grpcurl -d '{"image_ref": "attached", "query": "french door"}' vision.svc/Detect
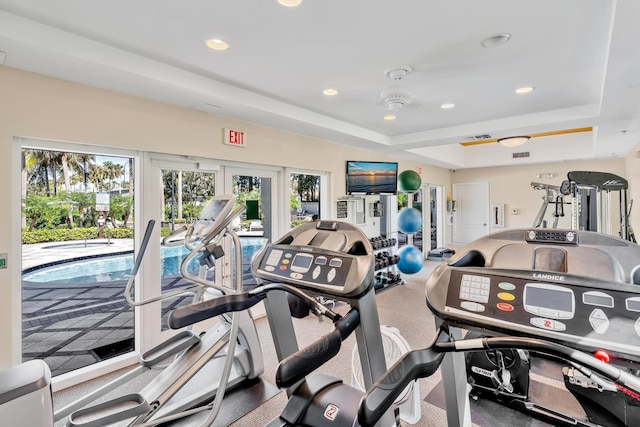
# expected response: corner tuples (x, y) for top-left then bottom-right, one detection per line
(18, 138), (140, 387)
(222, 166), (281, 288)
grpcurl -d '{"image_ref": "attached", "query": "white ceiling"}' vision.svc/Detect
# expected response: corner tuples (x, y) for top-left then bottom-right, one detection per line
(1, 0), (639, 169)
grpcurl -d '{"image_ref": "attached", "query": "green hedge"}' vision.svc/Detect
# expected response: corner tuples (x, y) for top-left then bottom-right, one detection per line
(22, 227), (134, 244)
(22, 226), (173, 244)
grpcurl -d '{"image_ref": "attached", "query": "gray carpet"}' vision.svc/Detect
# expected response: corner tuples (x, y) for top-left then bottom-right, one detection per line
(53, 260), (587, 426)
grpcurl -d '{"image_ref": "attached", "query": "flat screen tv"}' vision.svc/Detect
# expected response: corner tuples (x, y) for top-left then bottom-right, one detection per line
(346, 161), (398, 195)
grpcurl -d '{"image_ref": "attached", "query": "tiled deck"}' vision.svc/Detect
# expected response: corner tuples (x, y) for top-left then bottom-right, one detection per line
(22, 238), (258, 377)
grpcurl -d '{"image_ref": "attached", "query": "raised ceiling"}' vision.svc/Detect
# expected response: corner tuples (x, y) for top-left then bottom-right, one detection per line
(1, 0), (639, 169)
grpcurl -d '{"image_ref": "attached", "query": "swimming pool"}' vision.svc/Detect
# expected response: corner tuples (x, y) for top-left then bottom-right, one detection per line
(22, 237), (266, 283)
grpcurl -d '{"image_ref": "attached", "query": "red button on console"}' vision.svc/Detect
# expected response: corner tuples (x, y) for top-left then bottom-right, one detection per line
(496, 302), (514, 312)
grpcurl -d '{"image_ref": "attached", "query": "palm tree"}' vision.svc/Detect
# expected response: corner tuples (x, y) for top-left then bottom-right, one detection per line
(58, 152), (87, 227)
(67, 153), (95, 192)
(102, 161), (124, 190)
(23, 149), (56, 196)
(89, 163), (107, 191)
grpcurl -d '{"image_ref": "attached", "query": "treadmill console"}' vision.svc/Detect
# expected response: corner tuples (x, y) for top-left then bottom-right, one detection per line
(427, 228), (640, 363)
(251, 221), (374, 298)
(427, 266), (640, 362)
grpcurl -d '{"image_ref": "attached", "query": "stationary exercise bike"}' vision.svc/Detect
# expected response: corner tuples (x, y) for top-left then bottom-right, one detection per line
(0, 194), (263, 427)
(168, 220), (399, 426)
(357, 228), (640, 427)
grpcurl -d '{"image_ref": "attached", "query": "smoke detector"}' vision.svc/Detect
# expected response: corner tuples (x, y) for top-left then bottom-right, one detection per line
(384, 66), (413, 81)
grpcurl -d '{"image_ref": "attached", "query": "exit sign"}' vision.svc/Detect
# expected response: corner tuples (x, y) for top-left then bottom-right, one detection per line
(224, 128), (247, 147)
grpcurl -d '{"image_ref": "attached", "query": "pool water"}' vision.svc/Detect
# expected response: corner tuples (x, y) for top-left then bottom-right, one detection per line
(22, 238), (266, 283)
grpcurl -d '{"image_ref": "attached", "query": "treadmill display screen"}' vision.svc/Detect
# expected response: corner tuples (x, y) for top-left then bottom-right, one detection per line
(290, 253), (314, 273)
(583, 292), (614, 308)
(524, 283), (574, 318)
(626, 298), (640, 312)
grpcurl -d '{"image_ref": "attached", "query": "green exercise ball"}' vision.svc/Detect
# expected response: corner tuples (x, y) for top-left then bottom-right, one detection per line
(398, 170), (422, 193)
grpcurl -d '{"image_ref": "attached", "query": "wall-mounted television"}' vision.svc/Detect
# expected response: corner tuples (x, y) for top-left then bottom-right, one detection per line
(346, 161), (398, 195)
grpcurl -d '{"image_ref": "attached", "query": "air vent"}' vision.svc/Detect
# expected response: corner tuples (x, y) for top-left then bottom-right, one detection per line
(469, 134), (492, 141)
(192, 102), (223, 113)
(513, 152), (530, 158)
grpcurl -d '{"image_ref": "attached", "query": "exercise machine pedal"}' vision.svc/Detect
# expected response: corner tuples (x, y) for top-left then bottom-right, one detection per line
(140, 330), (200, 368)
(66, 394), (151, 427)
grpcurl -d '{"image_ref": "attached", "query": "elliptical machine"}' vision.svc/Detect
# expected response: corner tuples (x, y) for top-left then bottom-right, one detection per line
(0, 195), (264, 427)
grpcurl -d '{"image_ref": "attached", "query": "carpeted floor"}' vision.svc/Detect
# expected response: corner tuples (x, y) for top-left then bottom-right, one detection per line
(54, 260), (589, 426)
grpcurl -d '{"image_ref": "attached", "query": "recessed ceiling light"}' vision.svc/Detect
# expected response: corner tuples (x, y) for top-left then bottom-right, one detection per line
(205, 38), (229, 51)
(515, 86), (535, 94)
(481, 33), (512, 48)
(440, 103), (455, 109)
(384, 115), (396, 121)
(323, 89), (338, 96)
(278, 0), (302, 7)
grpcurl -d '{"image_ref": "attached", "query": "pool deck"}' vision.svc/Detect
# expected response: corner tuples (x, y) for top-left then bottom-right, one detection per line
(22, 239), (136, 376)
(22, 238), (135, 270)
(21, 236), (259, 377)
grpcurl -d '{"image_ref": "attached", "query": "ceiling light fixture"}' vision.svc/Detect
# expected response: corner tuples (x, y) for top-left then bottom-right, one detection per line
(384, 115), (396, 121)
(515, 86), (534, 94)
(440, 103), (455, 109)
(278, 0), (302, 7)
(480, 33), (512, 48)
(382, 89), (412, 110)
(380, 66), (415, 111)
(497, 136), (531, 147)
(205, 38), (229, 51)
(323, 89), (338, 96)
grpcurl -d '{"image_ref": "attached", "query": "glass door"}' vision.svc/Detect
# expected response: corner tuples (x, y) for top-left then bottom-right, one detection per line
(429, 184), (445, 250)
(223, 166), (281, 291)
(20, 143), (137, 379)
(158, 168), (218, 331)
(141, 157), (221, 346)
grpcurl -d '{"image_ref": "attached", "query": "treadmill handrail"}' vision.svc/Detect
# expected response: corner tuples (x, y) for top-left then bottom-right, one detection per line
(168, 282), (341, 329)
(275, 308), (360, 389)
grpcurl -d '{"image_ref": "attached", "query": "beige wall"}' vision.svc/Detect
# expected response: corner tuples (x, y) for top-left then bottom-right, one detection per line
(625, 148), (640, 237)
(0, 67), (450, 367)
(451, 158), (627, 231)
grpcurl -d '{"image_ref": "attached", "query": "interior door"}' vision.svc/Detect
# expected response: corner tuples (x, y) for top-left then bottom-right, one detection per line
(453, 182), (489, 245)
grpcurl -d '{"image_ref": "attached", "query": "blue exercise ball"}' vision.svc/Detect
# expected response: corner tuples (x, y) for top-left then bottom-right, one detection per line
(397, 245), (424, 275)
(397, 207), (422, 234)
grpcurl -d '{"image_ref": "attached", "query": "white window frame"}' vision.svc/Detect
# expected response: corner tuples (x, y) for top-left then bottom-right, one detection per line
(14, 137), (142, 390)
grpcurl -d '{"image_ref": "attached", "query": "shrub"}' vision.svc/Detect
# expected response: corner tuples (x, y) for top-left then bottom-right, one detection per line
(22, 227), (134, 244)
